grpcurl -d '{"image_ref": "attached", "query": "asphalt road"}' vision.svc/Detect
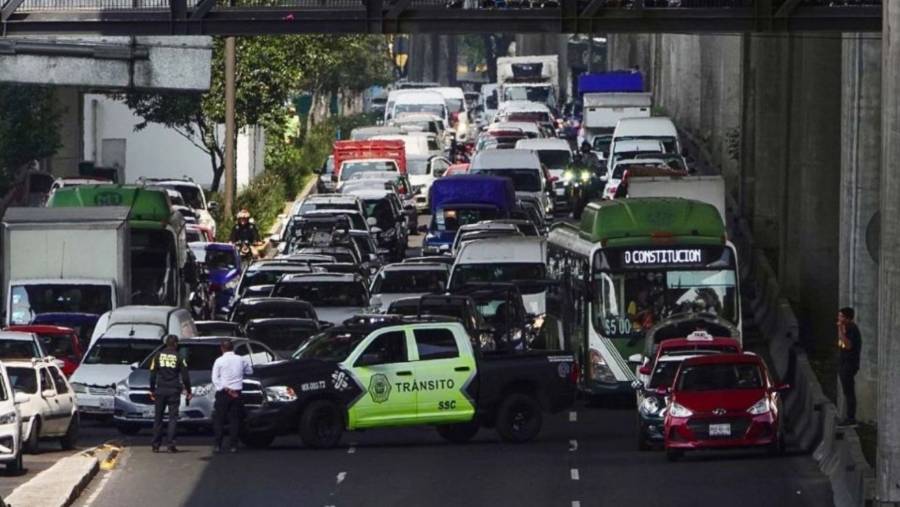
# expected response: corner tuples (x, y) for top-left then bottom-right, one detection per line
(70, 400), (832, 507)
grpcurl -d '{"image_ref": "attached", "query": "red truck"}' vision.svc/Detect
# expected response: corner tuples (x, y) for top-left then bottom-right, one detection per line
(5, 325), (84, 376)
(332, 140), (406, 183)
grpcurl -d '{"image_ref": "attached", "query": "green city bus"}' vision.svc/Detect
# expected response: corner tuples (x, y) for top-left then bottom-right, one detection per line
(47, 185), (189, 307)
(547, 197), (741, 395)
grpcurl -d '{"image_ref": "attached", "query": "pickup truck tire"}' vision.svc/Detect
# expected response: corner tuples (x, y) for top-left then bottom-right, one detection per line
(299, 400), (344, 449)
(240, 431), (275, 449)
(60, 415), (79, 450)
(496, 393), (542, 444)
(436, 422), (480, 444)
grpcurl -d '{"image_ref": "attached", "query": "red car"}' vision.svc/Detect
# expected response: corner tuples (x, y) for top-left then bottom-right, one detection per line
(5, 325), (84, 377)
(638, 332), (743, 379)
(663, 353), (788, 461)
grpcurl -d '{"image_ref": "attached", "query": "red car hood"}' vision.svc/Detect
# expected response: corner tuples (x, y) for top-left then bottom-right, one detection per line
(673, 389), (766, 414)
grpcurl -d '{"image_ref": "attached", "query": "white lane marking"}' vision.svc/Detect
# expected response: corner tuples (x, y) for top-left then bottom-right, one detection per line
(336, 472), (347, 485)
(569, 439), (578, 452)
(348, 446), (356, 454)
(82, 470), (113, 507)
(569, 411), (577, 422)
(570, 468), (580, 481)
(572, 502), (581, 507)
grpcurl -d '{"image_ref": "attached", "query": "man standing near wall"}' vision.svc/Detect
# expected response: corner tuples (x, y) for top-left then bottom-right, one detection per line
(837, 307), (862, 426)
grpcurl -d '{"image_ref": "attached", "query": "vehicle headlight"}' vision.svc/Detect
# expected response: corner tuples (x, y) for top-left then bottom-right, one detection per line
(72, 382), (87, 394)
(225, 278), (239, 291)
(192, 383), (214, 397)
(580, 170), (591, 182)
(115, 381), (128, 397)
(562, 170), (575, 182)
(264, 385), (297, 403)
(0, 411), (16, 425)
(589, 349), (617, 384)
(747, 397), (770, 415)
(411, 184), (424, 194)
(668, 402), (693, 418)
(639, 396), (661, 416)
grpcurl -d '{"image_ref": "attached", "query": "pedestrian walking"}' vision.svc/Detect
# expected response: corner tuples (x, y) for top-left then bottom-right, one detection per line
(837, 307), (862, 426)
(149, 335), (192, 453)
(212, 339), (252, 453)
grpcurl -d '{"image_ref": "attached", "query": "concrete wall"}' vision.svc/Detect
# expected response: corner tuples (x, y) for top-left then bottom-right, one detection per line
(82, 94), (265, 190)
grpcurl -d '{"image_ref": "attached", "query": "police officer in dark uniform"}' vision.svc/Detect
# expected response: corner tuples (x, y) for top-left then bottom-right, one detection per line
(149, 335), (192, 453)
(230, 209), (260, 244)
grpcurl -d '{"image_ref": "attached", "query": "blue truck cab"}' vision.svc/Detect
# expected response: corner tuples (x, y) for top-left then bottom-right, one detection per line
(422, 175), (516, 256)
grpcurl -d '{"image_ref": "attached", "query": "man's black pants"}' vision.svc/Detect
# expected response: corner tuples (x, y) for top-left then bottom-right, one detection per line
(152, 391), (180, 447)
(213, 390), (243, 449)
(839, 366), (858, 421)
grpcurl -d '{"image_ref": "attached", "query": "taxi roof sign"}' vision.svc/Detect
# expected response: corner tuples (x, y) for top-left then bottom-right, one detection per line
(686, 330), (714, 341)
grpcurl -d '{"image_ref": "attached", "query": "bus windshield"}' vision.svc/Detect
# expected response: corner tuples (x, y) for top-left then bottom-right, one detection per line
(591, 247), (738, 339)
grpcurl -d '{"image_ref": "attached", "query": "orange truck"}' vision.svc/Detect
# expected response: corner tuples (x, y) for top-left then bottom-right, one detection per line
(332, 140), (407, 182)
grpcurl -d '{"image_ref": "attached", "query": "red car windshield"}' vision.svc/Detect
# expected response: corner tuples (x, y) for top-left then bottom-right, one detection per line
(37, 333), (76, 358)
(676, 362), (763, 391)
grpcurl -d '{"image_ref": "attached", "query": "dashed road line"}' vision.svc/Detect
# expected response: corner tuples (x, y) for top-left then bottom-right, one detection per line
(347, 446), (356, 455)
(569, 411), (578, 422)
(572, 501), (581, 507)
(570, 468), (580, 481)
(569, 439), (578, 452)
(336, 472), (347, 485)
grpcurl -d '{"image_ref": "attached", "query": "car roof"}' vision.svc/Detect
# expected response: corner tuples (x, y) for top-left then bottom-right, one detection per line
(498, 100), (550, 112)
(470, 149), (541, 169)
(680, 353), (764, 367)
(301, 209), (364, 217)
(5, 325), (75, 335)
(490, 122), (540, 133)
(304, 194), (360, 204)
(381, 262), (449, 272)
(515, 138), (571, 151)
(343, 188), (392, 200)
(0, 331), (38, 341)
(279, 273), (363, 284)
(237, 297), (314, 308)
(330, 314), (460, 334)
(658, 336), (742, 352)
(179, 336), (250, 346)
(656, 353), (707, 364)
(244, 317), (320, 328)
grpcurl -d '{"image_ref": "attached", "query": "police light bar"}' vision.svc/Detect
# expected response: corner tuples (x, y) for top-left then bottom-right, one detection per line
(686, 331), (714, 341)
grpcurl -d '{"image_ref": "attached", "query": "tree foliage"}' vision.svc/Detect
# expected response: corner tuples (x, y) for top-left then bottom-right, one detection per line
(119, 35), (392, 191)
(0, 85), (62, 183)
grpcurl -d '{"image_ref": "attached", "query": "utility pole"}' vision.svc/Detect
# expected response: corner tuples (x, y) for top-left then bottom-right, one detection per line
(223, 35), (236, 219)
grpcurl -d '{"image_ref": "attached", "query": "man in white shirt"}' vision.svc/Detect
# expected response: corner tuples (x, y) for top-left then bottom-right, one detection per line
(211, 339), (252, 453)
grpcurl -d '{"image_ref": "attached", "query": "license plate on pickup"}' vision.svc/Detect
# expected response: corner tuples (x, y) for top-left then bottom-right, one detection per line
(99, 398), (113, 410)
(709, 423), (731, 437)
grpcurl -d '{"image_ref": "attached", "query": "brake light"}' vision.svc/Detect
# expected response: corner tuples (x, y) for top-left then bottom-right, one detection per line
(450, 112), (460, 127)
(570, 361), (579, 384)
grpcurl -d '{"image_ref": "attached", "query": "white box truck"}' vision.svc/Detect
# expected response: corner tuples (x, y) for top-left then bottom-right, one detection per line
(626, 175), (727, 221)
(580, 92), (652, 156)
(2, 206), (131, 326)
(496, 55), (559, 109)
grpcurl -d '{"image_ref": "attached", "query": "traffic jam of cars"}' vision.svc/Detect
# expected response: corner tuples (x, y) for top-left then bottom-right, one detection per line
(0, 63), (785, 475)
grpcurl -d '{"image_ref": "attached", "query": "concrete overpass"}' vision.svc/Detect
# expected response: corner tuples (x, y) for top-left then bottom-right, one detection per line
(0, 0), (882, 35)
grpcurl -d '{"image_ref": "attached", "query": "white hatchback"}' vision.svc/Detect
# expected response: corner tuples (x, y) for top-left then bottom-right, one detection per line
(6, 358), (78, 453)
(0, 362), (24, 472)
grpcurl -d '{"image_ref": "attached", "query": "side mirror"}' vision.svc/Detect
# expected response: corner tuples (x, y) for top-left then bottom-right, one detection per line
(366, 216), (378, 227)
(638, 364), (652, 376)
(368, 253), (379, 263)
(207, 201), (219, 212)
(370, 226), (383, 235)
(628, 353), (643, 365)
(130, 361), (140, 370)
(417, 224), (429, 234)
(599, 175), (609, 183)
(41, 389), (56, 398)
(14, 392), (30, 404)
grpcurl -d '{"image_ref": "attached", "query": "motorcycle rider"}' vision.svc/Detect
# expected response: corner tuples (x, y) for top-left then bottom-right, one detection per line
(230, 209), (260, 244)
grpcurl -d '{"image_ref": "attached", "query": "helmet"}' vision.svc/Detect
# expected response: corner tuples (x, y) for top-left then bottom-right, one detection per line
(237, 209), (250, 220)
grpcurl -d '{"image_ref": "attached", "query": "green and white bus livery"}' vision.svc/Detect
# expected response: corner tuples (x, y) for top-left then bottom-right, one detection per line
(547, 197), (741, 396)
(242, 316), (577, 449)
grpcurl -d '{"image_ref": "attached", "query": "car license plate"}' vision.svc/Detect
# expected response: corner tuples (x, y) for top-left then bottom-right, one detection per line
(144, 407), (154, 417)
(99, 398), (113, 410)
(709, 423), (731, 436)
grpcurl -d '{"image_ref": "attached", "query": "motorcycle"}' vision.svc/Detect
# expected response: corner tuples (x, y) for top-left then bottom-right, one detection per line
(238, 240), (254, 271)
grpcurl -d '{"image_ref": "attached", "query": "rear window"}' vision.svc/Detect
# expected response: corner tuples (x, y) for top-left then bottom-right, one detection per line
(37, 333), (75, 358)
(7, 367), (37, 394)
(676, 363), (763, 391)
(0, 339), (39, 359)
(536, 150), (571, 169)
(273, 282), (368, 307)
(414, 328), (459, 360)
(372, 270), (447, 294)
(83, 339), (160, 366)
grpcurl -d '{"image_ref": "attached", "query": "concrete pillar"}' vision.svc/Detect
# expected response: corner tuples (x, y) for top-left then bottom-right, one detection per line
(780, 34), (842, 352)
(877, 2), (900, 503)
(742, 35), (791, 253)
(839, 33), (881, 423)
(48, 87), (82, 177)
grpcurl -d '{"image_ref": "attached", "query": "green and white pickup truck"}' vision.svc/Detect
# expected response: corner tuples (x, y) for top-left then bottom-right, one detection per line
(242, 316), (577, 448)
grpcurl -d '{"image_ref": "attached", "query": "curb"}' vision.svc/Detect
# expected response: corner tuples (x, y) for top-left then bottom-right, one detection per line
(4, 443), (121, 507)
(266, 175), (317, 257)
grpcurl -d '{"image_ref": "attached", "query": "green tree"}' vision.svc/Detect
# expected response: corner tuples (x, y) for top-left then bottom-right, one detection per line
(119, 35), (392, 192)
(0, 85), (62, 187)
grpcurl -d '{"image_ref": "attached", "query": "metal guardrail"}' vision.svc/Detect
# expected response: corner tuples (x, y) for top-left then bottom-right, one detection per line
(0, 0), (883, 34)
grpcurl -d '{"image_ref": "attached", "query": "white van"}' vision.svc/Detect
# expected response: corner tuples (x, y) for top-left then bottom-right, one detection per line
(387, 91), (449, 128)
(469, 149), (553, 215)
(89, 305), (198, 346)
(448, 236), (548, 315)
(370, 133), (440, 158)
(0, 363), (24, 472)
(609, 117), (682, 159)
(427, 87), (471, 142)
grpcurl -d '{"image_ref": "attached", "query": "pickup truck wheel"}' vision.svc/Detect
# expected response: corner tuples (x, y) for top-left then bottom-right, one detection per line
(299, 400), (343, 449)
(24, 418), (40, 454)
(436, 422), (479, 444)
(240, 432), (275, 449)
(496, 393), (542, 443)
(60, 415), (79, 450)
